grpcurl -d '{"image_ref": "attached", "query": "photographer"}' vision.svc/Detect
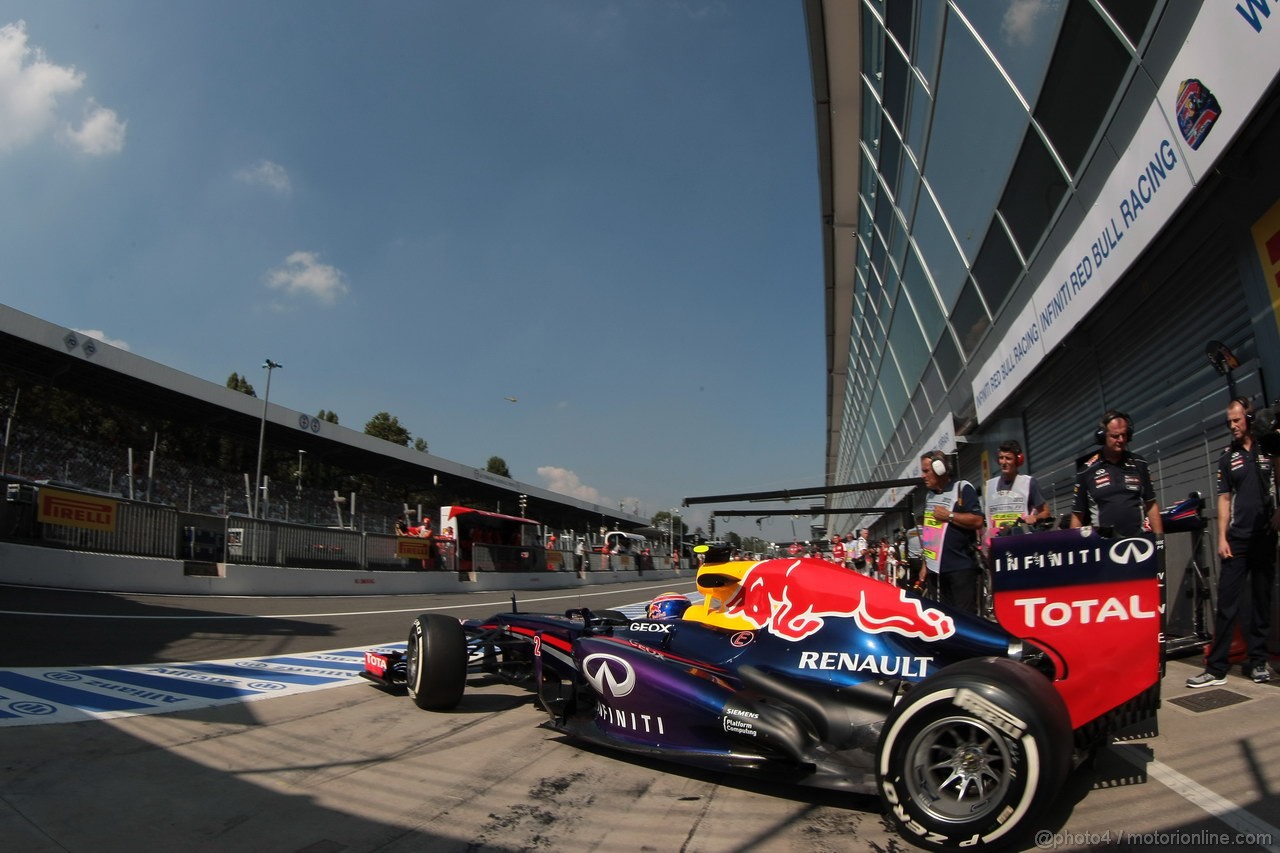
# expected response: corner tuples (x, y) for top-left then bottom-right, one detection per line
(1187, 398), (1276, 688)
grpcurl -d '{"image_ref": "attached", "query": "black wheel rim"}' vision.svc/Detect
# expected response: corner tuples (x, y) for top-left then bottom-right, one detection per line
(903, 714), (1014, 824)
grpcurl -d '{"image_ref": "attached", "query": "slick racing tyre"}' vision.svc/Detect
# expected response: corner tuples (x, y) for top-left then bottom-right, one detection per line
(877, 658), (1071, 850)
(406, 613), (467, 710)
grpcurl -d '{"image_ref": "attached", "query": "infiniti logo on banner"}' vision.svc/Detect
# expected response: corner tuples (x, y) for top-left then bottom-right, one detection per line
(1109, 538), (1155, 564)
(582, 653), (636, 698)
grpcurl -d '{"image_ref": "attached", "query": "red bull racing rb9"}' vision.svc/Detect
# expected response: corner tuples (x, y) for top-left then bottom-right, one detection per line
(363, 530), (1163, 850)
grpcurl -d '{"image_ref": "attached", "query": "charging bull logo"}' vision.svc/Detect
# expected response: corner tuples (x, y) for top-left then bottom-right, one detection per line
(1175, 78), (1220, 150)
(723, 559), (955, 642)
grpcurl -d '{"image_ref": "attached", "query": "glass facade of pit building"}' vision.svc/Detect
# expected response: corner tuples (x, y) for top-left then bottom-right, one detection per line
(805, 0), (1280, 538)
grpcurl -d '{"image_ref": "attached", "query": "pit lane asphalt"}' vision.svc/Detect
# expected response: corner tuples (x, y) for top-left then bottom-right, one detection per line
(3, 583), (1280, 852)
(0, 581), (685, 667)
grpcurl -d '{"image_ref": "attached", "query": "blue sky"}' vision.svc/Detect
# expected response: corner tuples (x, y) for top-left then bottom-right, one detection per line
(0, 1), (825, 543)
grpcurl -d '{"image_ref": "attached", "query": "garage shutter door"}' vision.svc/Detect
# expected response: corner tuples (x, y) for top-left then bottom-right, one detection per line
(1020, 223), (1252, 517)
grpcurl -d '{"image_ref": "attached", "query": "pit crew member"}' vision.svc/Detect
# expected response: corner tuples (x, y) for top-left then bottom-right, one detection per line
(984, 439), (1050, 546)
(1188, 397), (1276, 688)
(919, 450), (984, 616)
(1070, 410), (1163, 537)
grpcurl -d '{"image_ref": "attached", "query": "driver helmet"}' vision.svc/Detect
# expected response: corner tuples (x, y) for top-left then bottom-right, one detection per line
(647, 591), (692, 620)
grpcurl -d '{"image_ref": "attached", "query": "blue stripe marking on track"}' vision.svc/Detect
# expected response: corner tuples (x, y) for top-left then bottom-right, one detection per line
(0, 671), (154, 712)
(177, 663), (347, 685)
(0, 597), (672, 727)
(257, 656), (366, 671)
(88, 669), (253, 700)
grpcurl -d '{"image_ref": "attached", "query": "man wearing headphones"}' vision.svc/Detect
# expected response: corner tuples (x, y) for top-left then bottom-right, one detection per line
(1070, 411), (1163, 537)
(1188, 397), (1276, 687)
(984, 440), (1051, 546)
(918, 450), (984, 615)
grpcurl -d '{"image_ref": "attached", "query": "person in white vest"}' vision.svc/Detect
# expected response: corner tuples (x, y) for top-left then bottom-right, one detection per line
(851, 529), (868, 574)
(918, 450), (984, 615)
(983, 440), (1050, 547)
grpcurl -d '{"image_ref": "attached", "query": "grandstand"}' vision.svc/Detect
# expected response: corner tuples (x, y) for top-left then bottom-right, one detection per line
(0, 302), (646, 535)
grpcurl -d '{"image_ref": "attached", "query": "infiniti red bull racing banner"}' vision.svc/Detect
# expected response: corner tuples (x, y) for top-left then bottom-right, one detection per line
(972, 2), (1280, 422)
(36, 486), (118, 533)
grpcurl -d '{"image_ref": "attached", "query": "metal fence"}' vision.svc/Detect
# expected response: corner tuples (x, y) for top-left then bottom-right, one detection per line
(1, 478), (538, 573)
(41, 497), (180, 559)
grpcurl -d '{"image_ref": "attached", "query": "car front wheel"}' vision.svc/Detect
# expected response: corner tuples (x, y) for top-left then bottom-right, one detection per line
(405, 613), (467, 710)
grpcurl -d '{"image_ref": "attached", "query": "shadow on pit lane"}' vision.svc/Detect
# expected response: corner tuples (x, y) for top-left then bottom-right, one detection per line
(364, 674), (539, 714)
(0, 585), (338, 667)
(1018, 740), (1280, 852)
(0, 702), (493, 852)
(534, 735), (891, 848)
(1026, 743), (1151, 847)
(456, 674), (540, 712)
(538, 732), (885, 814)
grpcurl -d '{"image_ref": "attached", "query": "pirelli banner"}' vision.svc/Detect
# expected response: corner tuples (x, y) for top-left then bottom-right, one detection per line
(396, 536), (433, 560)
(37, 486), (119, 533)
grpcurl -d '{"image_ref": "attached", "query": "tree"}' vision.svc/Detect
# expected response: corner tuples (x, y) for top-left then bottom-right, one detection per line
(317, 409), (339, 425)
(226, 372), (256, 396)
(412, 437), (428, 453)
(650, 510), (688, 537)
(486, 456), (511, 477)
(364, 412), (411, 446)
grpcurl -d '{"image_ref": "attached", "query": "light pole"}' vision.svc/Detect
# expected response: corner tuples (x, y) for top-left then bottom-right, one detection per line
(253, 359), (282, 518)
(296, 449), (306, 501)
(672, 507), (682, 567)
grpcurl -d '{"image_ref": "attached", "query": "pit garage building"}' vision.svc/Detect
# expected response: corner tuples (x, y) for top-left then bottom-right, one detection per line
(806, 0), (1280, 530)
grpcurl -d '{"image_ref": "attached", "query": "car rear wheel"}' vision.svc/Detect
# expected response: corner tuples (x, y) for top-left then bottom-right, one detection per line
(877, 658), (1071, 849)
(406, 614), (467, 710)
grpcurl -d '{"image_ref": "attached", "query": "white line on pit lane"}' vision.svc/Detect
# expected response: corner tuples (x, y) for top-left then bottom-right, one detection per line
(0, 598), (664, 727)
(0, 582), (695, 620)
(1114, 745), (1280, 852)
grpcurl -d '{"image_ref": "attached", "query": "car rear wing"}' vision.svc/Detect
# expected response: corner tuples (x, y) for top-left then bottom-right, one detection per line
(990, 527), (1163, 730)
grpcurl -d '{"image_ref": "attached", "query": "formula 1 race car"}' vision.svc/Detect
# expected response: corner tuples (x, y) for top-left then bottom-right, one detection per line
(363, 529), (1164, 850)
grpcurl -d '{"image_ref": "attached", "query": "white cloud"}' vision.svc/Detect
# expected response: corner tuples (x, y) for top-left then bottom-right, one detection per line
(0, 20), (124, 156)
(263, 251), (350, 305)
(235, 159), (292, 195)
(1001, 0), (1045, 47)
(537, 466), (603, 503)
(73, 328), (130, 351)
(0, 21), (83, 152)
(64, 99), (126, 156)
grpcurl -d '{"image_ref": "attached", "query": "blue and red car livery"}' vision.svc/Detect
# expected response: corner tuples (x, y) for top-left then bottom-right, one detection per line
(364, 528), (1163, 850)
